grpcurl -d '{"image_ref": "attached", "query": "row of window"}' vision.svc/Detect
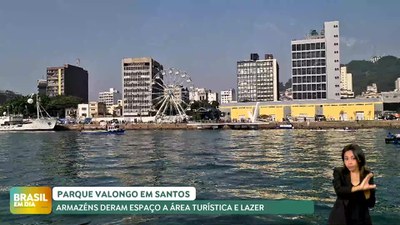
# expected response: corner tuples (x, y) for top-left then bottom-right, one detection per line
(293, 67), (326, 75)
(292, 42), (325, 51)
(293, 75), (327, 83)
(293, 92), (327, 99)
(124, 72), (150, 76)
(238, 87), (274, 91)
(124, 87), (152, 92)
(237, 62), (273, 67)
(238, 70), (274, 74)
(292, 59), (326, 67)
(238, 80), (274, 84)
(123, 62), (150, 66)
(292, 51), (326, 59)
(293, 83), (326, 91)
(124, 67), (150, 71)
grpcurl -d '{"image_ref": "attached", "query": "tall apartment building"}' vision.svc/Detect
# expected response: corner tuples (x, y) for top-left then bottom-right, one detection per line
(122, 57), (163, 117)
(237, 53), (279, 102)
(221, 89), (236, 104)
(395, 78), (400, 91)
(291, 21), (341, 100)
(46, 64), (89, 103)
(340, 66), (354, 98)
(98, 88), (122, 114)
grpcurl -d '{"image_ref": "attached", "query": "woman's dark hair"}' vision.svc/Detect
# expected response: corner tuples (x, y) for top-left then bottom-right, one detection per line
(341, 144), (367, 177)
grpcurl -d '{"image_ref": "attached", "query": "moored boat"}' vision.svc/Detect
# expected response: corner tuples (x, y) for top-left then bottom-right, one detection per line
(277, 124), (294, 129)
(81, 123), (125, 135)
(0, 95), (56, 131)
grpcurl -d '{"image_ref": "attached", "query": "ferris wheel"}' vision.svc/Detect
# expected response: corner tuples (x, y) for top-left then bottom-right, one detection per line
(152, 68), (195, 122)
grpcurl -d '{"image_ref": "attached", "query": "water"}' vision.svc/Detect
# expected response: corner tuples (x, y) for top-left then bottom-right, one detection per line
(0, 129), (399, 225)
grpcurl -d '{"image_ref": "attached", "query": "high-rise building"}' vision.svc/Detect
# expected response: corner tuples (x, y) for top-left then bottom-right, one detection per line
(291, 21), (340, 100)
(122, 57), (163, 117)
(37, 79), (47, 96)
(237, 53), (279, 102)
(395, 78), (400, 91)
(99, 88), (122, 114)
(46, 64), (89, 103)
(221, 89), (236, 104)
(340, 66), (354, 98)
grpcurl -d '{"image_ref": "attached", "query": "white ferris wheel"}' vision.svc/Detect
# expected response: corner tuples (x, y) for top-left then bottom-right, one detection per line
(152, 68), (195, 122)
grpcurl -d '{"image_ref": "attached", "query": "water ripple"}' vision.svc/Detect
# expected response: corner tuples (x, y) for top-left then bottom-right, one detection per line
(0, 129), (398, 224)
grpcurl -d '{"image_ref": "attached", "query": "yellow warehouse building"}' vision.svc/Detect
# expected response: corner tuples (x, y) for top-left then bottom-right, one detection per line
(220, 99), (383, 122)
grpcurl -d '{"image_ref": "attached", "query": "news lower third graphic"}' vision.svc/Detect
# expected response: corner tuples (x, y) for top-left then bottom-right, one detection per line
(10, 187), (52, 214)
(10, 187), (314, 215)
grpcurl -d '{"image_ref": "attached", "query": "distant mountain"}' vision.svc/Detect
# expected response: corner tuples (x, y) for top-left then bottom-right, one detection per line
(346, 56), (400, 95)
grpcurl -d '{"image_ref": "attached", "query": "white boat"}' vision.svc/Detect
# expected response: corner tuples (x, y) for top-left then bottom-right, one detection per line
(81, 123), (125, 134)
(277, 124), (294, 129)
(0, 95), (56, 131)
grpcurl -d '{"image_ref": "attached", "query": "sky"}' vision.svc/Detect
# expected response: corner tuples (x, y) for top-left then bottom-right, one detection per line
(1, 0), (399, 100)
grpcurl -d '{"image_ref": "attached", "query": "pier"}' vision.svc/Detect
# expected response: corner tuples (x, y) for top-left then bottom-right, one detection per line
(56, 120), (400, 131)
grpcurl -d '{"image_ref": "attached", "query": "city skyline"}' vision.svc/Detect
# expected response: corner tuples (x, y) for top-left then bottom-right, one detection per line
(0, 0), (399, 100)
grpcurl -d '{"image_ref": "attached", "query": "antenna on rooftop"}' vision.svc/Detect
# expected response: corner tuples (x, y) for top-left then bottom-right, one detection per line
(76, 58), (81, 67)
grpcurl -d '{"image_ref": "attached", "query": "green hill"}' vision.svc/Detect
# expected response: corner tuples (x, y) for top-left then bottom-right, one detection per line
(346, 56), (400, 95)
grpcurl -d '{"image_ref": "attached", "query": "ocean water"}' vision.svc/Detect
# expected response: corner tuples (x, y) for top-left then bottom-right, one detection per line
(0, 129), (399, 225)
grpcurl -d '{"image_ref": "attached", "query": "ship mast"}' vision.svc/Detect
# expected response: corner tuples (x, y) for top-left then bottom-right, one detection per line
(36, 94), (40, 119)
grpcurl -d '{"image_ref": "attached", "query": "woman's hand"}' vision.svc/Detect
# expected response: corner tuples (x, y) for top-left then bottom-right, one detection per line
(359, 173), (376, 191)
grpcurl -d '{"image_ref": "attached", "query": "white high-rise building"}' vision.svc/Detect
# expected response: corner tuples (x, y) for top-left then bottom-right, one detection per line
(122, 57), (163, 117)
(237, 53), (279, 102)
(340, 66), (354, 98)
(98, 88), (122, 114)
(395, 78), (400, 91)
(221, 89), (236, 104)
(291, 21), (341, 100)
(189, 88), (219, 103)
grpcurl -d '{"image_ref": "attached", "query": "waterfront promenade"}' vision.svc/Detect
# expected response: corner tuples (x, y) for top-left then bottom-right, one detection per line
(57, 120), (400, 130)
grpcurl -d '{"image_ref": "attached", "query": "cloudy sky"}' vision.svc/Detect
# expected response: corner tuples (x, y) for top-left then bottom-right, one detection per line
(0, 0), (399, 100)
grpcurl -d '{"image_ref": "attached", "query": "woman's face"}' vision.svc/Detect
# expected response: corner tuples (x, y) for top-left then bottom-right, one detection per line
(344, 150), (359, 172)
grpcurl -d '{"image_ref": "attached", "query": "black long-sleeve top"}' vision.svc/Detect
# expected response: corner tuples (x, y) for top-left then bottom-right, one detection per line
(328, 167), (376, 225)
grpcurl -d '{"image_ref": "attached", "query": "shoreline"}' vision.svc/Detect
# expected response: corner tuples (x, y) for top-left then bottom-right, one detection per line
(56, 120), (400, 131)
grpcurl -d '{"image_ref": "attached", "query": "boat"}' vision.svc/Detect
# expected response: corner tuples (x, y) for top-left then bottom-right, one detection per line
(81, 123), (125, 135)
(334, 127), (356, 132)
(0, 95), (56, 131)
(385, 132), (400, 144)
(277, 124), (294, 129)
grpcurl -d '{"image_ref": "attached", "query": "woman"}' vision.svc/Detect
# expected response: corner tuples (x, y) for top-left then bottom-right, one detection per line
(328, 144), (376, 225)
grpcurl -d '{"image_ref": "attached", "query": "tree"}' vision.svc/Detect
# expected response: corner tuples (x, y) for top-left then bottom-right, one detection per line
(210, 101), (219, 108)
(46, 95), (83, 117)
(1, 95), (84, 118)
(279, 82), (285, 92)
(285, 78), (292, 89)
